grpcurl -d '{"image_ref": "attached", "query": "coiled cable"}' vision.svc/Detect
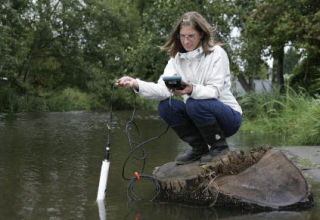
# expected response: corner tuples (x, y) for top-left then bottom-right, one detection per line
(106, 86), (170, 201)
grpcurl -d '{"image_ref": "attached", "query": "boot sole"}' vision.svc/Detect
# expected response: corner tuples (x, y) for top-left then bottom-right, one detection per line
(199, 149), (229, 165)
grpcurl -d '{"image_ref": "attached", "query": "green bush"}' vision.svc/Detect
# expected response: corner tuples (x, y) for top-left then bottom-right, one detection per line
(0, 84), (19, 112)
(47, 88), (92, 112)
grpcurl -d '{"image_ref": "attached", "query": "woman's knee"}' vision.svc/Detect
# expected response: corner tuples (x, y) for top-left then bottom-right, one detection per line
(186, 98), (219, 115)
(158, 98), (189, 125)
(185, 98), (209, 122)
(185, 98), (200, 115)
(221, 111), (242, 137)
(157, 99), (170, 118)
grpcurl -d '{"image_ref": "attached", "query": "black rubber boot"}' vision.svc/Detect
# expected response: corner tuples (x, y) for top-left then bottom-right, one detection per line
(197, 119), (229, 165)
(171, 123), (209, 165)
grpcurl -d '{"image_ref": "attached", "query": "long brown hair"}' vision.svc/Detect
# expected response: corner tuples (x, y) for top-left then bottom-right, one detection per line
(160, 11), (217, 57)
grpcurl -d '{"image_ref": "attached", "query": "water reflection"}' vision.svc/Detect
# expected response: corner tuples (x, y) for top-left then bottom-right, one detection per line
(114, 201), (312, 220)
(0, 111), (318, 220)
(97, 200), (107, 220)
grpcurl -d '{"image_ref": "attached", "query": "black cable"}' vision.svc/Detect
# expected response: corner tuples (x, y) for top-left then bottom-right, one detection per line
(125, 90), (147, 162)
(121, 95), (169, 181)
(124, 91), (177, 201)
(127, 174), (162, 201)
(121, 90), (169, 201)
(106, 85), (169, 201)
(104, 84), (115, 160)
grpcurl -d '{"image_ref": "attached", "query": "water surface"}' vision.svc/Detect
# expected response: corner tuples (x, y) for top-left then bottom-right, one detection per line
(0, 111), (318, 219)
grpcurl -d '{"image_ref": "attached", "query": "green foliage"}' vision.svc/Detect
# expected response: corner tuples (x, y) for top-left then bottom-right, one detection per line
(284, 47), (300, 76)
(123, 31), (168, 82)
(0, 84), (92, 112)
(239, 88), (320, 145)
(237, 88), (283, 120)
(47, 88), (92, 111)
(241, 0), (320, 93)
(296, 99), (320, 145)
(0, 84), (20, 112)
(1, 0), (319, 113)
(290, 55), (320, 96)
(0, 82), (47, 112)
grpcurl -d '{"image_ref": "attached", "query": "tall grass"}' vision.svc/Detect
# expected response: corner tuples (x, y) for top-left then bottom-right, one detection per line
(238, 87), (320, 145)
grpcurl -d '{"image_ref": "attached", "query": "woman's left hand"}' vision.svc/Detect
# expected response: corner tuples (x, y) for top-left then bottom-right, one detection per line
(173, 81), (193, 96)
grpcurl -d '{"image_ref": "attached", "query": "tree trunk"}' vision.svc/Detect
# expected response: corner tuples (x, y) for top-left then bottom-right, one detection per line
(23, 54), (33, 84)
(153, 148), (313, 210)
(275, 46), (285, 93)
(237, 73), (252, 92)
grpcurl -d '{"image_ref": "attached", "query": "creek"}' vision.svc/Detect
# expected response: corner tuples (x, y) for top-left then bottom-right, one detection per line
(0, 111), (319, 219)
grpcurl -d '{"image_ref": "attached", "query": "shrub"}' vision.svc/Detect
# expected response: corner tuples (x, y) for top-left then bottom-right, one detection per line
(47, 88), (92, 111)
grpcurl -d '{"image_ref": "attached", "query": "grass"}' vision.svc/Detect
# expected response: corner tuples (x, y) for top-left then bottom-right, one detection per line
(238, 87), (320, 145)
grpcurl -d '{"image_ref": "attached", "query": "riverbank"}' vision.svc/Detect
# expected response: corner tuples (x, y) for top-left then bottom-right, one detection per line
(2, 87), (319, 146)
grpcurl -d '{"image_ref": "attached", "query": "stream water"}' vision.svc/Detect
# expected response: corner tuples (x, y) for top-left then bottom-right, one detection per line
(0, 111), (319, 219)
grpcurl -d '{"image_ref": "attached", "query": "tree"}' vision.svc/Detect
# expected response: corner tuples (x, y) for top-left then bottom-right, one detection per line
(243, 0), (320, 94)
(0, 1), (33, 89)
(228, 0), (263, 92)
(0, 0), (142, 111)
(284, 47), (300, 76)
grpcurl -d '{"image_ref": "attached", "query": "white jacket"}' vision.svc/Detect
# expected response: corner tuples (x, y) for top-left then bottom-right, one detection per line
(136, 45), (242, 114)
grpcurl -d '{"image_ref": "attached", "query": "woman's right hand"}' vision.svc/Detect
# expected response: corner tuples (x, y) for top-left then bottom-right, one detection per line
(115, 76), (139, 90)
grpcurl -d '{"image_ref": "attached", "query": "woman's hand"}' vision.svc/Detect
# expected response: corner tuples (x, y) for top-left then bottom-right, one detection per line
(115, 76), (139, 90)
(172, 81), (193, 96)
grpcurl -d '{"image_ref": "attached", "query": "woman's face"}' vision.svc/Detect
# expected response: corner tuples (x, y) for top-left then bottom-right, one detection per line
(179, 25), (202, 52)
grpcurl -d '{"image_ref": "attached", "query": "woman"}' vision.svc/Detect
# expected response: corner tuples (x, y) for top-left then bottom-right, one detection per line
(115, 11), (242, 165)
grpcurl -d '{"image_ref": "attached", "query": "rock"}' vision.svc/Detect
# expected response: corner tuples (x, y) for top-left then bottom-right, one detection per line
(152, 148), (313, 210)
(278, 146), (320, 181)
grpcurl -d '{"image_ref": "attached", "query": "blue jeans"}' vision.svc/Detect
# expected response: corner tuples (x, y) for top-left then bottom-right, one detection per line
(158, 98), (242, 137)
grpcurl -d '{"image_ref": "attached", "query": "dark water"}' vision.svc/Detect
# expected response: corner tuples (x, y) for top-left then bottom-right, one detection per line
(0, 111), (319, 220)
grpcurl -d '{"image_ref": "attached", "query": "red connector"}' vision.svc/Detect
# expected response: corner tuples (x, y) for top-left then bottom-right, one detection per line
(134, 172), (141, 180)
